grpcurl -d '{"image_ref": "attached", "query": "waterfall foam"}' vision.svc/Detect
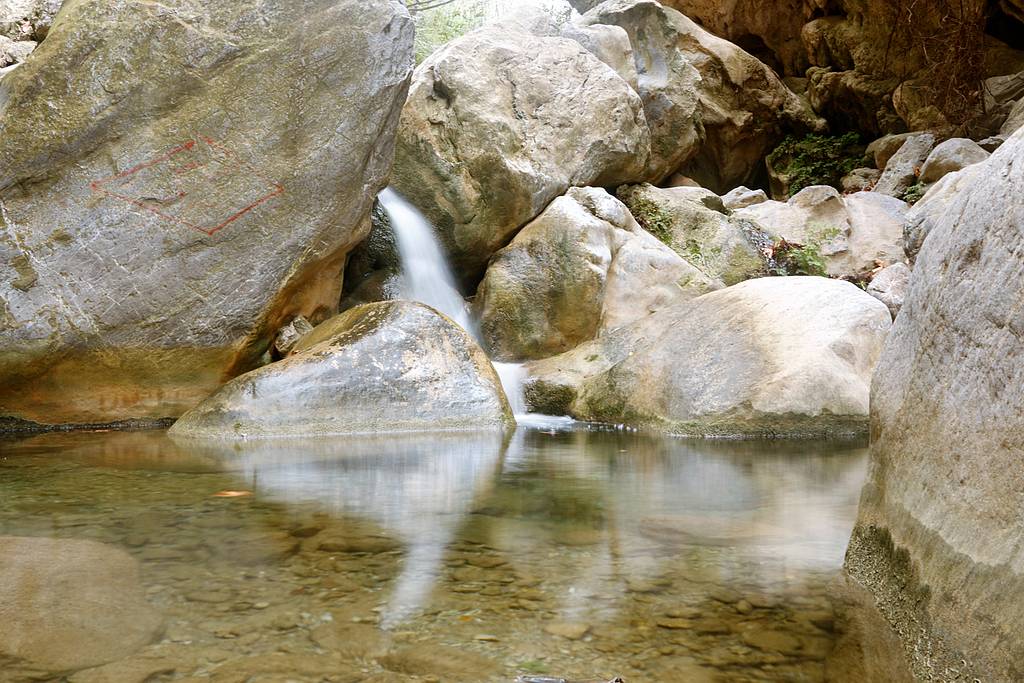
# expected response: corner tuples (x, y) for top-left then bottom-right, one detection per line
(380, 188), (552, 421)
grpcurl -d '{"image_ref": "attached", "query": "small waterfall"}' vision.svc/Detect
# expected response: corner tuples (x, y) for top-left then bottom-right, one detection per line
(379, 188), (533, 419)
(381, 188), (473, 332)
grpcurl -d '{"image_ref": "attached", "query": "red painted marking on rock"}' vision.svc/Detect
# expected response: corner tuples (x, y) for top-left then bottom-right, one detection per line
(90, 136), (284, 236)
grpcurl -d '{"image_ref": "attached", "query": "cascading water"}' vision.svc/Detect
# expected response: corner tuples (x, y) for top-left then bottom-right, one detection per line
(379, 188), (534, 420)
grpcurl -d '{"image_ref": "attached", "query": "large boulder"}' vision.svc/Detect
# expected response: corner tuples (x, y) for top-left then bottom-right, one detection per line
(525, 277), (892, 437)
(391, 23), (650, 285)
(902, 163), (984, 263)
(0, 0), (414, 430)
(170, 301), (512, 438)
(874, 133), (935, 198)
(918, 138), (990, 184)
(474, 187), (718, 361)
(0, 536), (163, 676)
(734, 186), (908, 277)
(845, 129), (1024, 681)
(617, 183), (770, 285)
(580, 0), (825, 192)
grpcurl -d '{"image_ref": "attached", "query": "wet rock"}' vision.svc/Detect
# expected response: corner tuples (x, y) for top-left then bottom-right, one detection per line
(874, 133), (935, 197)
(377, 644), (500, 680)
(0, 536), (163, 673)
(525, 277), (891, 437)
(544, 621), (592, 640)
(918, 138), (990, 184)
(474, 187), (718, 361)
(846, 126), (1024, 682)
(169, 301), (512, 437)
(0, 0), (414, 428)
(392, 21), (650, 284)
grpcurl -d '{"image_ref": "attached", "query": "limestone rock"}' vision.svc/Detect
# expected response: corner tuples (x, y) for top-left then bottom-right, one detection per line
(902, 163), (984, 263)
(581, 0), (825, 192)
(845, 127), (1024, 682)
(169, 301), (512, 438)
(0, 0), (62, 41)
(618, 184), (769, 285)
(525, 277), (891, 437)
(0, 35), (36, 66)
(1001, 96), (1024, 134)
(919, 138), (990, 184)
(805, 68), (902, 136)
(866, 262), (910, 318)
(840, 168), (880, 193)
(0, 536), (162, 675)
(474, 187), (718, 361)
(866, 133), (915, 170)
(734, 187), (908, 277)
(722, 186), (768, 210)
(0, 0), (415, 429)
(391, 23), (650, 284)
(874, 133), (935, 198)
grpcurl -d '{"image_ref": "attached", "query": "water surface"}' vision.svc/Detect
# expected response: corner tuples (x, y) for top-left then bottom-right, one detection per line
(0, 426), (873, 682)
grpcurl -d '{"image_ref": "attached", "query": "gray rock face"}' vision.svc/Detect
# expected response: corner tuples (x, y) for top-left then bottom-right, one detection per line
(581, 0), (824, 192)
(0, 536), (162, 676)
(874, 133), (935, 197)
(391, 23), (650, 285)
(919, 138), (990, 184)
(0, 0), (414, 429)
(845, 127), (1024, 682)
(866, 262), (910, 318)
(866, 133), (915, 170)
(170, 301), (512, 438)
(902, 163), (984, 263)
(1001, 97), (1024, 134)
(525, 277), (891, 437)
(474, 187), (718, 361)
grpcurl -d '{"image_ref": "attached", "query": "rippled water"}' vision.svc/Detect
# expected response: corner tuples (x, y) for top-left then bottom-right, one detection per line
(0, 426), (882, 682)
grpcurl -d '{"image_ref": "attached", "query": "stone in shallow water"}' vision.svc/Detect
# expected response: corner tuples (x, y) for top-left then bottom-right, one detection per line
(0, 536), (163, 674)
(169, 301), (512, 438)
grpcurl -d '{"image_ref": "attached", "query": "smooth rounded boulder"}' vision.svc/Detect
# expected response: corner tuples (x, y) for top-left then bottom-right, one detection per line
(391, 22), (650, 284)
(525, 277), (892, 437)
(0, 536), (163, 677)
(0, 0), (414, 430)
(170, 301), (513, 438)
(845, 127), (1024, 682)
(474, 187), (719, 361)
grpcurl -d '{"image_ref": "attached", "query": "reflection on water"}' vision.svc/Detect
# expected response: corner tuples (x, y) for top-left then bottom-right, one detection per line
(0, 427), (891, 682)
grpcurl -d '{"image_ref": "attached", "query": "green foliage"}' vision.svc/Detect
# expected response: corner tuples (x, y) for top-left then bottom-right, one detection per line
(616, 187), (674, 245)
(900, 181), (928, 204)
(769, 224), (840, 277)
(767, 133), (865, 196)
(413, 1), (489, 64)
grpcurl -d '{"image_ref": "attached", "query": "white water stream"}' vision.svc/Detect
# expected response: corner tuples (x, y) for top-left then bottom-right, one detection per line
(380, 188), (556, 423)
